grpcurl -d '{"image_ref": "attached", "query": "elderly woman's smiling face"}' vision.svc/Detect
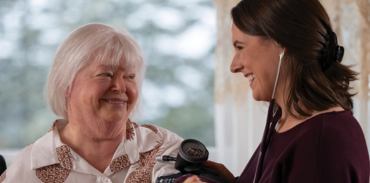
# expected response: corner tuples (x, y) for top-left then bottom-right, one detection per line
(67, 58), (138, 126)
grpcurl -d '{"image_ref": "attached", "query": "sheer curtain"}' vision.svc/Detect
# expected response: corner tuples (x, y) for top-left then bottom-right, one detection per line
(213, 0), (370, 175)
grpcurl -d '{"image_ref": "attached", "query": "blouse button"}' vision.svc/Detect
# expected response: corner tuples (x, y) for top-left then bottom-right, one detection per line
(99, 177), (111, 183)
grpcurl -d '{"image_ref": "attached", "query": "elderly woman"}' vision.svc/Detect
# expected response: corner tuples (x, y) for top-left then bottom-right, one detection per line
(0, 23), (183, 183)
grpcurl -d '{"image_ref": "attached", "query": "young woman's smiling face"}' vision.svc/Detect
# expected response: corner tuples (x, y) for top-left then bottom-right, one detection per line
(230, 23), (283, 101)
(67, 59), (138, 127)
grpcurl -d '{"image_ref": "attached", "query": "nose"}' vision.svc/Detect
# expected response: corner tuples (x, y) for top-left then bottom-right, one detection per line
(230, 56), (243, 73)
(111, 77), (126, 93)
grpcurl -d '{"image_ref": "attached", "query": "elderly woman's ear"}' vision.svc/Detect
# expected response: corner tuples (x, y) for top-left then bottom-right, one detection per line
(64, 87), (70, 98)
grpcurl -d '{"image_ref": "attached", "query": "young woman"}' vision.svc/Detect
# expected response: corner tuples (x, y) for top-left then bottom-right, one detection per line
(186, 0), (370, 182)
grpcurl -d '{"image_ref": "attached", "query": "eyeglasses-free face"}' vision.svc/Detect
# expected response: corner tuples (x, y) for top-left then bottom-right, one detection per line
(66, 59), (138, 137)
(230, 23), (285, 102)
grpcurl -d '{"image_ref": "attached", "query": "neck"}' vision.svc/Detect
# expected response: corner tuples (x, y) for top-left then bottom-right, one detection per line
(275, 99), (344, 133)
(59, 119), (126, 173)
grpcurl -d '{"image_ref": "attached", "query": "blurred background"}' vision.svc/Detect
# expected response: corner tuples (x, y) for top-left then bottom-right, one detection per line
(0, 0), (216, 152)
(1, 0), (369, 176)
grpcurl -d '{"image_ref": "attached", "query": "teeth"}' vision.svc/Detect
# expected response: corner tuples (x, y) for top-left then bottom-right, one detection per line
(104, 100), (125, 104)
(247, 75), (255, 83)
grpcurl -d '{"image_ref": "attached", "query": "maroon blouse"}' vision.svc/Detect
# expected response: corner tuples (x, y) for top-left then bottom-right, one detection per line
(237, 110), (370, 183)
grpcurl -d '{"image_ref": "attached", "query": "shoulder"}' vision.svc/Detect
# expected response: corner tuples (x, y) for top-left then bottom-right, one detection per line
(276, 111), (369, 182)
(284, 111), (369, 164)
(9, 143), (33, 169)
(3, 144), (39, 182)
(299, 111), (368, 153)
(318, 111), (366, 147)
(2, 125), (61, 183)
(131, 121), (183, 147)
(127, 121), (183, 160)
(128, 122), (183, 182)
(150, 125), (183, 142)
(314, 111), (370, 181)
(296, 111), (365, 142)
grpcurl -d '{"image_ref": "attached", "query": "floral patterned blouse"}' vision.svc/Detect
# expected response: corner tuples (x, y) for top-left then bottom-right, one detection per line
(0, 119), (183, 183)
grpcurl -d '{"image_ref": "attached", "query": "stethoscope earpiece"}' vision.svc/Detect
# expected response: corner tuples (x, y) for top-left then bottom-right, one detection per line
(271, 45), (284, 99)
(278, 44), (284, 58)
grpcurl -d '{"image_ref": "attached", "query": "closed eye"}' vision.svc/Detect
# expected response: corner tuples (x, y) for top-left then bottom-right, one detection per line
(233, 40), (244, 51)
(98, 73), (113, 77)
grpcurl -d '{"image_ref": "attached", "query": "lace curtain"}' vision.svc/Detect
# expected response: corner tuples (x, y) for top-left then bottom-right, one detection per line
(213, 0), (370, 175)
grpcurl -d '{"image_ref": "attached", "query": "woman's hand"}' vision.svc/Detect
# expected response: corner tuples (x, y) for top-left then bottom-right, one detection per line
(203, 160), (236, 183)
(183, 175), (205, 183)
(182, 161), (236, 183)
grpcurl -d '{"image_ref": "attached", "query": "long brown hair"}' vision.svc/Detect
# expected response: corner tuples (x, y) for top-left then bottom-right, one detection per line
(231, 0), (358, 117)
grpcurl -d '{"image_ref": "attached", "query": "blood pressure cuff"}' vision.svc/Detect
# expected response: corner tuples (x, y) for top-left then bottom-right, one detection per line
(156, 173), (220, 183)
(156, 173), (183, 183)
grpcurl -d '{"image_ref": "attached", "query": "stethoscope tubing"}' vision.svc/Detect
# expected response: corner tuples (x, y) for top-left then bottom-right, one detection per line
(253, 48), (284, 183)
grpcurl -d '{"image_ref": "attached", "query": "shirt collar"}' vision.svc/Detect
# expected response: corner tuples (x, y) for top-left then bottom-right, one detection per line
(30, 119), (162, 174)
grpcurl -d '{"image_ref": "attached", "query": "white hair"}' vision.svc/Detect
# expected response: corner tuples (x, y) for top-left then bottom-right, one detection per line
(45, 23), (146, 120)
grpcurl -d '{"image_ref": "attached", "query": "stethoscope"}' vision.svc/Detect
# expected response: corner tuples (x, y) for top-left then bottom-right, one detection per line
(253, 46), (284, 183)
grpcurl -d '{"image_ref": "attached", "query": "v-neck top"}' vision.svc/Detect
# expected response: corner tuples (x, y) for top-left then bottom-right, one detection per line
(237, 110), (370, 183)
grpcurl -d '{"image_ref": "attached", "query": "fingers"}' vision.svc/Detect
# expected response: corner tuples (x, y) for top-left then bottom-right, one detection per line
(203, 160), (221, 167)
(203, 160), (228, 172)
(203, 160), (237, 183)
(183, 175), (205, 183)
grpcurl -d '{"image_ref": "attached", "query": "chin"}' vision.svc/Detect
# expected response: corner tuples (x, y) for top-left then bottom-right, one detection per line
(252, 93), (270, 102)
(101, 110), (128, 121)
(103, 115), (127, 124)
